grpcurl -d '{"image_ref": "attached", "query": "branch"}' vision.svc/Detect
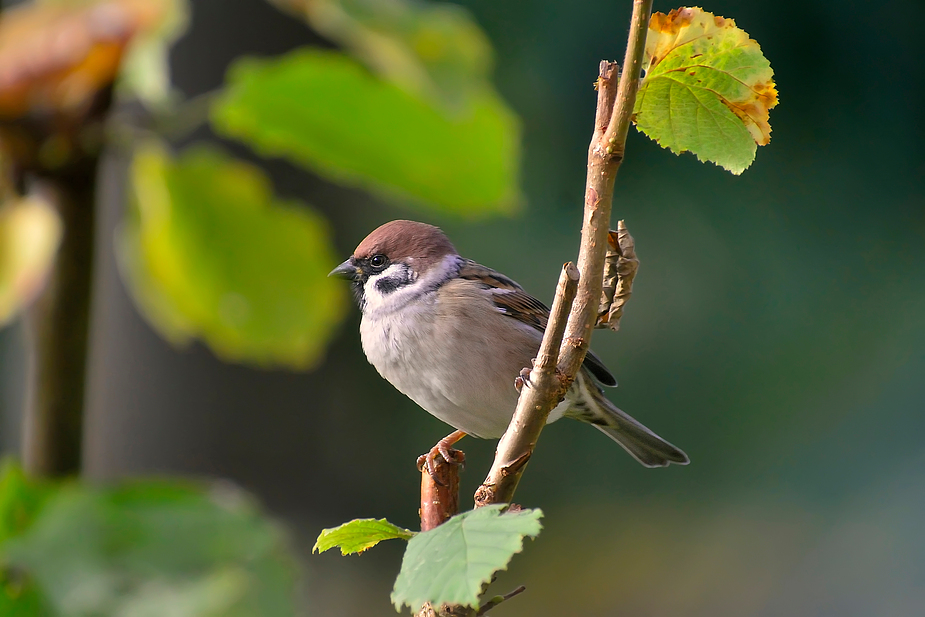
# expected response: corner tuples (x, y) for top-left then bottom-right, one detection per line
(419, 454), (460, 532)
(557, 0), (652, 380)
(474, 0), (653, 508)
(21, 158), (99, 477)
(474, 263), (579, 507)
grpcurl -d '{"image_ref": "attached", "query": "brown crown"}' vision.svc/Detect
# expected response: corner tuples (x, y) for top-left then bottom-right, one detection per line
(354, 220), (457, 267)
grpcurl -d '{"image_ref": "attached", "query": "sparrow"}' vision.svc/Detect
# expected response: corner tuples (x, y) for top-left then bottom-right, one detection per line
(330, 220), (688, 472)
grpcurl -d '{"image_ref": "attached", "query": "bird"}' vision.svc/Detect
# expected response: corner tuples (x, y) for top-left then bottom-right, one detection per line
(329, 220), (688, 474)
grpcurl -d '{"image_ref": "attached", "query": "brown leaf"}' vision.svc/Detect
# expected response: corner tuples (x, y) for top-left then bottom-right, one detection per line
(596, 220), (638, 331)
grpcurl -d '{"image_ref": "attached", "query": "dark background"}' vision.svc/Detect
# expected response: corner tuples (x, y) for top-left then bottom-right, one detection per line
(2, 0), (924, 615)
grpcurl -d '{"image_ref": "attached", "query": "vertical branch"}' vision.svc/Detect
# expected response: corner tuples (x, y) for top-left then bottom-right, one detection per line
(475, 0), (653, 508)
(418, 459), (473, 617)
(557, 0), (652, 380)
(22, 158), (99, 477)
(419, 457), (460, 532)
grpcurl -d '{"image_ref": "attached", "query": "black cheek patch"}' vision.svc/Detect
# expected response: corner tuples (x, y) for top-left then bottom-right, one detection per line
(375, 268), (411, 295)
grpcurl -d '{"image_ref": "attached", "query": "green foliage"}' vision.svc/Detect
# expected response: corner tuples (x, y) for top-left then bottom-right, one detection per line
(212, 49), (522, 216)
(0, 463), (298, 617)
(118, 141), (347, 370)
(634, 8), (778, 174)
(0, 460), (50, 548)
(267, 0), (494, 111)
(391, 505), (543, 611)
(117, 0), (191, 109)
(313, 518), (415, 555)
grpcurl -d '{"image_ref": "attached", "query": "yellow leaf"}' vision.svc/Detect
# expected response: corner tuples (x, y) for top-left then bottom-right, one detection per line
(0, 197), (62, 326)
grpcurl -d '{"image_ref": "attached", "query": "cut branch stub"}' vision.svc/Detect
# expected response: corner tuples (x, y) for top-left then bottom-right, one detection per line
(419, 454), (460, 532)
(597, 220), (638, 331)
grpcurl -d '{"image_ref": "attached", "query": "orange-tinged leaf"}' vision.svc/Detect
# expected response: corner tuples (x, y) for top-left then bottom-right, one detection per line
(634, 7), (778, 174)
(0, 0), (168, 118)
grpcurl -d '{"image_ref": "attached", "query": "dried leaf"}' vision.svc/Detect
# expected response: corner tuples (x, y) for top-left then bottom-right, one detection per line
(0, 0), (171, 118)
(596, 220), (638, 332)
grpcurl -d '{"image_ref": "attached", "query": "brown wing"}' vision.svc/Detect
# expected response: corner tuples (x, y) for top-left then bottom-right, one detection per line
(458, 260), (617, 387)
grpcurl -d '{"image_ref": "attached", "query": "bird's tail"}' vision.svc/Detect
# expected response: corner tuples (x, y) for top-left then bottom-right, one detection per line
(569, 373), (689, 468)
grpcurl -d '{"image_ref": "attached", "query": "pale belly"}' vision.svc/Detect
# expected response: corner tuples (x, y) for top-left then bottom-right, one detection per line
(359, 301), (569, 438)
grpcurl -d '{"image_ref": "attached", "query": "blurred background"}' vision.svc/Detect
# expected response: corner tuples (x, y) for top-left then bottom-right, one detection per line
(1, 0), (923, 615)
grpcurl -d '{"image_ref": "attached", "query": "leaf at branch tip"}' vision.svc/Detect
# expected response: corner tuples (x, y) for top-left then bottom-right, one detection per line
(313, 518), (415, 556)
(211, 49), (522, 217)
(634, 7), (778, 174)
(391, 505), (543, 611)
(118, 140), (347, 370)
(0, 196), (62, 328)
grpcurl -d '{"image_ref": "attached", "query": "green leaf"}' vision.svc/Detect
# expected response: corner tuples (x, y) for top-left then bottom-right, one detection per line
(391, 505), (542, 611)
(117, 0), (191, 109)
(0, 197), (62, 328)
(267, 0), (493, 111)
(118, 141), (347, 370)
(313, 518), (415, 555)
(634, 8), (778, 175)
(211, 49), (522, 217)
(312, 518), (415, 555)
(0, 459), (51, 545)
(3, 478), (298, 617)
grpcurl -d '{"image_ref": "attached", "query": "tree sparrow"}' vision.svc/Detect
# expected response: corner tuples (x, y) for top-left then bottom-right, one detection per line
(330, 220), (688, 471)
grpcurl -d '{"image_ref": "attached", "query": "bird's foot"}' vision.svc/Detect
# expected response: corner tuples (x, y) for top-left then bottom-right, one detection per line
(513, 362), (536, 392)
(417, 430), (467, 484)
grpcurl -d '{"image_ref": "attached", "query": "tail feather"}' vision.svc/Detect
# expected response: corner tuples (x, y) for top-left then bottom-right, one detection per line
(570, 373), (689, 468)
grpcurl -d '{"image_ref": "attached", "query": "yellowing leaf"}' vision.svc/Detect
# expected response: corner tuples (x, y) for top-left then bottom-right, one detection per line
(634, 7), (778, 174)
(0, 0), (173, 118)
(0, 197), (62, 327)
(118, 142), (347, 370)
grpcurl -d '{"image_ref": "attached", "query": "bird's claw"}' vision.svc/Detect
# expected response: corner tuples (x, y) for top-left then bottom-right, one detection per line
(513, 365), (534, 392)
(417, 432), (467, 485)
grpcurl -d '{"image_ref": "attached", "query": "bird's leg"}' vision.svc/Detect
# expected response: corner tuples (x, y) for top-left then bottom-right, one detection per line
(417, 430), (467, 482)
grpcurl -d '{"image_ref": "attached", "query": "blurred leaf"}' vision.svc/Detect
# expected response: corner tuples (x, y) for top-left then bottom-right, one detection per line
(116, 0), (190, 108)
(2, 478), (298, 617)
(634, 7), (778, 175)
(0, 461), (54, 617)
(118, 141), (346, 370)
(212, 50), (521, 216)
(391, 505), (542, 611)
(0, 460), (52, 546)
(0, 196), (62, 328)
(0, 0), (174, 118)
(0, 571), (53, 617)
(268, 0), (493, 110)
(313, 518), (415, 555)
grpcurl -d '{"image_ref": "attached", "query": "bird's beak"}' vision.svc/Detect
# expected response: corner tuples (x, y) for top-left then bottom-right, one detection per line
(329, 258), (359, 279)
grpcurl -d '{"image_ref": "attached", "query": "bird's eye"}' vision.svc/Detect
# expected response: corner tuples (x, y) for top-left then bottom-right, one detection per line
(369, 254), (388, 270)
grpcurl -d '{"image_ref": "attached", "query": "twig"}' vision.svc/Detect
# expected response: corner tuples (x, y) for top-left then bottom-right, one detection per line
(557, 0), (652, 380)
(419, 454), (460, 532)
(474, 263), (579, 507)
(474, 0), (653, 507)
(476, 586), (527, 616)
(21, 158), (99, 476)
